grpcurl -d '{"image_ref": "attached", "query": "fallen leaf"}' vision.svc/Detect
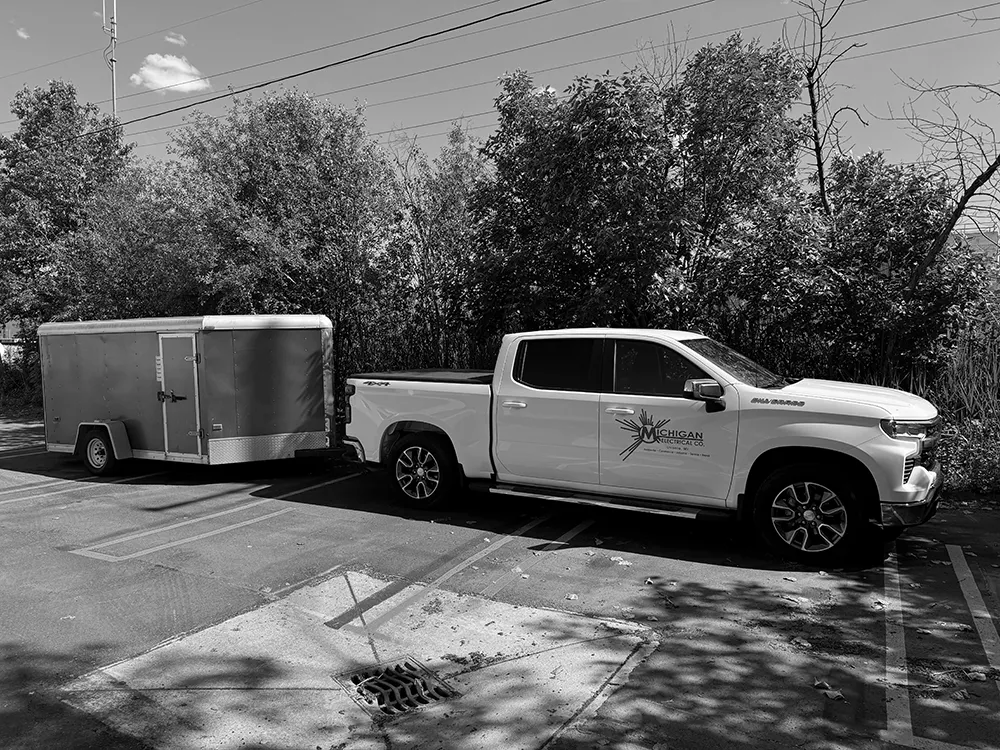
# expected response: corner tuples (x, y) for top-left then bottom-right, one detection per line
(909, 583), (922, 589)
(791, 637), (813, 649)
(59, 615), (76, 621)
(647, 615), (659, 622)
(823, 689), (846, 702)
(645, 577), (654, 585)
(521, 574), (530, 579)
(813, 679), (831, 690)
(566, 594), (578, 601)
(483, 538), (491, 542)
(819, 571), (828, 576)
(584, 550), (596, 557)
(967, 671), (987, 682)
(783, 577), (797, 582)
(950, 689), (970, 701)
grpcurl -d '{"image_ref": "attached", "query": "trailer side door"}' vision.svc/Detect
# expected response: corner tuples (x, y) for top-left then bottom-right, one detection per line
(158, 333), (202, 459)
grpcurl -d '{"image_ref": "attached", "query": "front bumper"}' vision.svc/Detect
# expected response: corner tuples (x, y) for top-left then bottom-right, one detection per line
(881, 460), (941, 527)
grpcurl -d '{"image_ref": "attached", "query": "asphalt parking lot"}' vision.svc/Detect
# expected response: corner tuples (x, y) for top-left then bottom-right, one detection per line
(0, 419), (998, 750)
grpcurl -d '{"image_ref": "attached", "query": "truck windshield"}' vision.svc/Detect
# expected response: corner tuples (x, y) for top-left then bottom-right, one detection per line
(682, 337), (782, 388)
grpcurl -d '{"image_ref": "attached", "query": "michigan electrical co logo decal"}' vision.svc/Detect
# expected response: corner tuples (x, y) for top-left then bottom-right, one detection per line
(617, 409), (705, 460)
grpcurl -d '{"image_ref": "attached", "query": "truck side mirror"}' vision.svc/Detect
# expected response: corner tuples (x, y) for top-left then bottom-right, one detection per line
(684, 379), (726, 412)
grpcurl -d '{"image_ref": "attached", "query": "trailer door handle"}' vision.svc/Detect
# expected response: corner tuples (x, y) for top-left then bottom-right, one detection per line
(605, 406), (635, 415)
(501, 400), (527, 409)
(170, 391), (187, 402)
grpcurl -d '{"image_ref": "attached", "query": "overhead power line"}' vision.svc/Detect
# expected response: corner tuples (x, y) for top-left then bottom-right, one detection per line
(109, 0), (608, 105)
(17, 0), (720, 150)
(113, 0), (860, 119)
(20, 0), (570, 152)
(0, 0), (511, 128)
(110, 0), (513, 103)
(0, 0), (274, 83)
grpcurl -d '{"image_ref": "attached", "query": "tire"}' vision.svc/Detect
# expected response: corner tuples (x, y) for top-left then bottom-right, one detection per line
(753, 463), (864, 565)
(82, 428), (118, 477)
(387, 433), (460, 509)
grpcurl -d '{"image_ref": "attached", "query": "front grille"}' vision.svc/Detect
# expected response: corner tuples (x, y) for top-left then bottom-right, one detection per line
(903, 455), (916, 483)
(335, 658), (458, 716)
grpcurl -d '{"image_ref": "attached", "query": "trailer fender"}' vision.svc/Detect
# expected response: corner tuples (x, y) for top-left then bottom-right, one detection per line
(74, 421), (134, 460)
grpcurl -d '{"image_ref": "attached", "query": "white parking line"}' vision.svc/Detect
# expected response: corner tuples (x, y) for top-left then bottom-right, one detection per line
(0, 472), (165, 507)
(0, 449), (48, 460)
(882, 546), (996, 750)
(883, 550), (915, 748)
(0, 476), (83, 496)
(359, 514), (554, 632)
(947, 544), (1000, 694)
(480, 519), (594, 597)
(70, 472), (362, 562)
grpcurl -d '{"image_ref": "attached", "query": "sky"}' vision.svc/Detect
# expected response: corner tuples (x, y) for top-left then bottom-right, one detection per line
(1, 0), (999, 183)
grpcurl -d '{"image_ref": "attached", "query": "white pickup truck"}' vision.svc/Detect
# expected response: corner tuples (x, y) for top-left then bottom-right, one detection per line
(342, 328), (942, 562)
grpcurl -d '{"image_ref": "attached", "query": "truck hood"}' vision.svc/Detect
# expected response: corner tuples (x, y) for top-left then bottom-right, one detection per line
(780, 378), (938, 419)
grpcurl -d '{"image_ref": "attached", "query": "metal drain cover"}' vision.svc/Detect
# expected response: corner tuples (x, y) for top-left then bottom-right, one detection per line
(335, 657), (459, 716)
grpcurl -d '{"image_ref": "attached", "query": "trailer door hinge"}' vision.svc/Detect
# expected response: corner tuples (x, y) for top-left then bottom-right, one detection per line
(184, 353), (201, 363)
(187, 429), (205, 438)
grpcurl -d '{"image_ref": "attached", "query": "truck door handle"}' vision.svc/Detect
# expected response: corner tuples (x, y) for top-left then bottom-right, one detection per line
(605, 407), (635, 415)
(159, 390), (187, 403)
(501, 400), (527, 409)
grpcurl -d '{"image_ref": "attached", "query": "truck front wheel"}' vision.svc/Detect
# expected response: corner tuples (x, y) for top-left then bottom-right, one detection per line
(82, 429), (118, 477)
(753, 465), (863, 564)
(387, 433), (459, 509)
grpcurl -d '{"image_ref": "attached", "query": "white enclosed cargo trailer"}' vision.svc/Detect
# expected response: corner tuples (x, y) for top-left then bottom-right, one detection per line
(37, 315), (334, 475)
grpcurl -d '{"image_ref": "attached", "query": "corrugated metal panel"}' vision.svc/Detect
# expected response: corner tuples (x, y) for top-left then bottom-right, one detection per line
(207, 431), (327, 464)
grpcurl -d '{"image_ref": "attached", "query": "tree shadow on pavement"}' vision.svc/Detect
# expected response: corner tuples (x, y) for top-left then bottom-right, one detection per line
(0, 642), (152, 750)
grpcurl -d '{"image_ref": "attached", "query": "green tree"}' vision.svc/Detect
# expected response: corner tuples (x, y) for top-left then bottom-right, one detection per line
(0, 80), (131, 326)
(169, 88), (402, 418)
(392, 125), (493, 368)
(48, 159), (217, 321)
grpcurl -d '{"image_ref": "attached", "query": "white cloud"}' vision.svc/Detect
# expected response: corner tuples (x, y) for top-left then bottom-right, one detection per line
(16, 27), (29, 39)
(129, 54), (210, 94)
(164, 32), (187, 47)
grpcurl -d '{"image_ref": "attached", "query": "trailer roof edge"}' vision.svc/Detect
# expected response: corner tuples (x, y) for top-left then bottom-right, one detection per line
(37, 315), (334, 336)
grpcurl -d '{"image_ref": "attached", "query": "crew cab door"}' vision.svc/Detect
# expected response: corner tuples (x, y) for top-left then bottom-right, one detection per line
(599, 337), (738, 502)
(493, 336), (603, 486)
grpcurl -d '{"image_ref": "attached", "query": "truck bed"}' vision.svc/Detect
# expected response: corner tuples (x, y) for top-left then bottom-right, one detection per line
(352, 369), (494, 385)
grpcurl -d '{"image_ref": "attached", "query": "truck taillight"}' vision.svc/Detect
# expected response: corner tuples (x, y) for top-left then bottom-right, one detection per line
(345, 383), (354, 423)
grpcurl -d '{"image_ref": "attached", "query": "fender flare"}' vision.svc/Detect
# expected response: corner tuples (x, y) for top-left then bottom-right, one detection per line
(74, 421), (134, 460)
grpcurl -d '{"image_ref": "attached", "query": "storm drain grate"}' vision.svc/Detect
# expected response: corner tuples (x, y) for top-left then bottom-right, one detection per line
(335, 658), (459, 716)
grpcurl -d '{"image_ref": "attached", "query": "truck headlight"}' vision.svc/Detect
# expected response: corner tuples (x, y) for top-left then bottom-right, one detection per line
(880, 419), (934, 440)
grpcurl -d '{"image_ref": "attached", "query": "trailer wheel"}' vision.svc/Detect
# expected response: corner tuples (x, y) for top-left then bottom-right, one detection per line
(82, 429), (118, 477)
(387, 433), (459, 509)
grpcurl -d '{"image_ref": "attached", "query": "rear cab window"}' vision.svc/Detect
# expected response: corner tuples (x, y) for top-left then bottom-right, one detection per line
(513, 337), (603, 392)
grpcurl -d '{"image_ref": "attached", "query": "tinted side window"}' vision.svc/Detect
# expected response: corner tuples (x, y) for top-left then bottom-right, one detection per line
(614, 339), (708, 397)
(515, 338), (602, 392)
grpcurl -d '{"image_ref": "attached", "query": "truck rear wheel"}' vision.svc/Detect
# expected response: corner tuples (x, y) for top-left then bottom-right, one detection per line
(387, 433), (459, 509)
(82, 428), (118, 477)
(753, 464), (863, 565)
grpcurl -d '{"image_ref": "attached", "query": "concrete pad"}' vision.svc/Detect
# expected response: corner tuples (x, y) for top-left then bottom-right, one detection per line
(60, 570), (656, 750)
